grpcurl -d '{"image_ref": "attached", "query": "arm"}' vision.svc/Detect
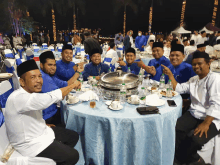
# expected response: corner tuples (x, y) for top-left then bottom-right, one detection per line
(161, 64), (178, 90)
(19, 81), (80, 113)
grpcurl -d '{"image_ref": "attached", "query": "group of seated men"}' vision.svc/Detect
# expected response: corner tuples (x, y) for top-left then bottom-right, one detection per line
(2, 38), (220, 165)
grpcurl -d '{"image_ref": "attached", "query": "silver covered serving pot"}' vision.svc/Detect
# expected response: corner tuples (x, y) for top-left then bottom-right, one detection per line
(99, 71), (140, 99)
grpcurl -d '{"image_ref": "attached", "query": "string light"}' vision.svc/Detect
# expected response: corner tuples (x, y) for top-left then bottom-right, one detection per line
(180, 0), (186, 27)
(73, 14), (76, 30)
(51, 9), (56, 41)
(149, 6), (153, 33)
(212, 0), (218, 26)
(123, 10), (126, 37)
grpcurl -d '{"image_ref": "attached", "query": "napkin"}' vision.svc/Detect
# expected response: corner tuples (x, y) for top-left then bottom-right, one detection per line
(78, 90), (99, 101)
(145, 94), (160, 105)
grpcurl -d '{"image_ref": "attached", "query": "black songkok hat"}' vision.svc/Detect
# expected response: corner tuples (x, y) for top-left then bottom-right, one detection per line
(17, 59), (39, 77)
(201, 31), (206, 34)
(152, 42), (163, 49)
(39, 51), (55, 63)
(62, 44), (73, 52)
(217, 40), (220, 44)
(171, 44), (184, 54)
(149, 40), (154, 42)
(204, 41), (209, 46)
(109, 42), (115, 49)
(217, 31), (220, 34)
(125, 47), (136, 55)
(192, 51), (210, 60)
(90, 48), (101, 57)
(183, 39), (188, 42)
(197, 43), (206, 48)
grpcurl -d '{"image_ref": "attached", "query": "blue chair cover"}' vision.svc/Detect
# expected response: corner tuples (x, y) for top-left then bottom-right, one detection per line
(5, 53), (14, 58)
(58, 48), (62, 52)
(0, 88), (13, 108)
(42, 45), (47, 48)
(44, 47), (48, 50)
(117, 48), (123, 51)
(26, 55), (34, 61)
(75, 47), (81, 55)
(50, 48), (55, 51)
(34, 48), (39, 52)
(103, 58), (112, 63)
(16, 59), (23, 66)
(17, 49), (24, 59)
(67, 43), (72, 46)
(0, 111), (4, 127)
(81, 48), (85, 52)
(85, 55), (89, 60)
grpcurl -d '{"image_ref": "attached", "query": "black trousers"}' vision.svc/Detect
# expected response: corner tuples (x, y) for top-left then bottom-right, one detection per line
(175, 111), (219, 164)
(36, 127), (79, 165)
(46, 108), (65, 128)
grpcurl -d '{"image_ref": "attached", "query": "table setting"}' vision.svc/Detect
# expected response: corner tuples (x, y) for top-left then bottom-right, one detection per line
(61, 71), (182, 165)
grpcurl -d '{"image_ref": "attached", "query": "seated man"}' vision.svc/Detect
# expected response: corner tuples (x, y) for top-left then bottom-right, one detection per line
(144, 40), (154, 54)
(162, 51), (220, 165)
(83, 48), (112, 81)
(115, 37), (121, 45)
(185, 43), (206, 65)
(117, 48), (141, 75)
(104, 42), (119, 62)
(39, 51), (83, 125)
(56, 44), (83, 81)
(145, 42), (171, 82)
(5, 60), (81, 164)
(184, 40), (197, 56)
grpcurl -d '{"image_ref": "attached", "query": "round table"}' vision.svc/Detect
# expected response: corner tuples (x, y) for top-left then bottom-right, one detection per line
(61, 95), (182, 165)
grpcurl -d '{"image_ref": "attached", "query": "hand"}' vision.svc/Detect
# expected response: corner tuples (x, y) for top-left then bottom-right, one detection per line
(134, 59), (145, 68)
(46, 124), (56, 128)
(194, 121), (210, 138)
(73, 80), (81, 89)
(142, 45), (144, 48)
(161, 64), (172, 77)
(117, 59), (126, 66)
(77, 65), (84, 72)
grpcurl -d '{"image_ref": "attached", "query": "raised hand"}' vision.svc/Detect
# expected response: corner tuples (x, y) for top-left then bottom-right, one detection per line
(117, 58), (126, 66)
(161, 64), (172, 76)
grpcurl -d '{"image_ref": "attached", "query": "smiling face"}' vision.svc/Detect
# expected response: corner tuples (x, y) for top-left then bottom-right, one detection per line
(40, 59), (56, 76)
(91, 53), (101, 65)
(169, 51), (185, 67)
(192, 58), (210, 78)
(62, 49), (73, 63)
(125, 52), (136, 65)
(19, 69), (43, 93)
(152, 47), (164, 59)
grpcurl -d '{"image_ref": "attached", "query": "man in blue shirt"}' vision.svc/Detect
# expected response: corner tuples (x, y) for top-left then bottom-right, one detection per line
(147, 42), (171, 82)
(114, 32), (124, 44)
(135, 31), (147, 51)
(39, 51), (82, 125)
(117, 48), (141, 75)
(56, 44), (84, 81)
(83, 48), (111, 81)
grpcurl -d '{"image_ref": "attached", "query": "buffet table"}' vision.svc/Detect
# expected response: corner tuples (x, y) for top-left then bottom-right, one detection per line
(61, 93), (182, 165)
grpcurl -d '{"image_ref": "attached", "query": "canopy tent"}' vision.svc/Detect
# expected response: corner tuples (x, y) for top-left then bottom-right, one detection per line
(199, 27), (214, 34)
(172, 26), (191, 34)
(205, 23), (220, 31)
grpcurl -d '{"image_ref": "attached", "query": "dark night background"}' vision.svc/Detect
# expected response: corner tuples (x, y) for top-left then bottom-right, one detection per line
(28, 0), (217, 36)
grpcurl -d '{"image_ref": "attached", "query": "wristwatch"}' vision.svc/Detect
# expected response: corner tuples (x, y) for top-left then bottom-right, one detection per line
(76, 71), (80, 74)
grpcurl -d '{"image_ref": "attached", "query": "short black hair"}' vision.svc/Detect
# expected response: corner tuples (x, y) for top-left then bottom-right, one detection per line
(190, 40), (195, 45)
(109, 42), (115, 49)
(39, 51), (55, 64)
(84, 32), (91, 36)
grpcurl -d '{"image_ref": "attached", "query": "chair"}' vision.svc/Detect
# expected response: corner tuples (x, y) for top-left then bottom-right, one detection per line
(0, 123), (56, 165)
(48, 46), (55, 52)
(33, 46), (40, 53)
(57, 46), (62, 52)
(17, 46), (24, 59)
(42, 43), (48, 49)
(3, 50), (14, 59)
(67, 42), (72, 46)
(81, 46), (85, 55)
(32, 43), (37, 47)
(103, 53), (116, 69)
(0, 81), (13, 115)
(26, 49), (34, 61)
(4, 59), (20, 90)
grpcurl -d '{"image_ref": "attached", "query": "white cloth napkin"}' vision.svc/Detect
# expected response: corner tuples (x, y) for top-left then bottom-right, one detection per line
(78, 90), (99, 101)
(145, 94), (160, 105)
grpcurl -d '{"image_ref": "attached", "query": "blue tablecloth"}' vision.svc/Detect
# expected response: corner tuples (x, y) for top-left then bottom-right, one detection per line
(61, 95), (182, 165)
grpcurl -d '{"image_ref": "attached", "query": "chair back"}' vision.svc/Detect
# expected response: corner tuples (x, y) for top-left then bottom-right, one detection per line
(3, 49), (14, 58)
(33, 46), (40, 52)
(0, 80), (13, 112)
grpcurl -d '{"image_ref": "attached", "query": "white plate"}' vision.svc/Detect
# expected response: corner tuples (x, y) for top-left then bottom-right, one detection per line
(109, 104), (123, 111)
(0, 73), (13, 79)
(67, 97), (80, 105)
(127, 98), (140, 105)
(105, 101), (112, 106)
(145, 99), (166, 106)
(159, 90), (179, 97)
